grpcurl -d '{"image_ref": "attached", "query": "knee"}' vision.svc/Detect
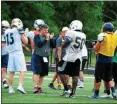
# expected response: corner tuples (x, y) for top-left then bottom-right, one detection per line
(95, 78), (101, 83)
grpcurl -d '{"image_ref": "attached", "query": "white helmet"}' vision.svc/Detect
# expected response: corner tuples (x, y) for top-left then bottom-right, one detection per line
(2, 20), (10, 28)
(34, 19), (45, 30)
(11, 18), (23, 29)
(69, 20), (83, 31)
(2, 20), (10, 32)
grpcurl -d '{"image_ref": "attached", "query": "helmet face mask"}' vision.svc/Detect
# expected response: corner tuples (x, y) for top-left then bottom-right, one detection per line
(34, 19), (45, 30)
(11, 18), (23, 29)
(69, 20), (83, 31)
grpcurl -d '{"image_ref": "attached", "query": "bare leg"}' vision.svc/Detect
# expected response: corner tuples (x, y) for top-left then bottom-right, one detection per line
(8, 72), (15, 87)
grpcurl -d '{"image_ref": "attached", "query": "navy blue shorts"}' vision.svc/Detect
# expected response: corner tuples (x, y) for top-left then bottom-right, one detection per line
(33, 54), (49, 76)
(1, 54), (9, 68)
(31, 54), (35, 72)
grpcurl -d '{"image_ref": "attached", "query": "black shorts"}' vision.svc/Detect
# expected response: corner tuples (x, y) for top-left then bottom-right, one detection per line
(112, 62), (117, 84)
(95, 62), (113, 82)
(1, 54), (9, 68)
(33, 54), (49, 76)
(64, 59), (80, 77)
(80, 59), (87, 71)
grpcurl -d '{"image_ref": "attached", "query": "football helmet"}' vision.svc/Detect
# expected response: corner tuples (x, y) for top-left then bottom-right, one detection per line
(69, 20), (83, 31)
(34, 19), (45, 30)
(2, 20), (10, 32)
(11, 18), (23, 29)
(102, 22), (114, 32)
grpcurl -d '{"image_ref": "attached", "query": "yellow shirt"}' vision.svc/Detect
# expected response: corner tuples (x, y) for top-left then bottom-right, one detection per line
(99, 33), (117, 56)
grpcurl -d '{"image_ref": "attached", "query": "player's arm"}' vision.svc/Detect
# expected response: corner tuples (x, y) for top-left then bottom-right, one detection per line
(19, 29), (28, 45)
(93, 41), (101, 52)
(56, 39), (62, 61)
(22, 44), (31, 52)
(62, 36), (72, 48)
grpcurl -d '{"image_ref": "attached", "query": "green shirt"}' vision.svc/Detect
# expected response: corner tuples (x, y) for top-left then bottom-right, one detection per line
(113, 52), (117, 63)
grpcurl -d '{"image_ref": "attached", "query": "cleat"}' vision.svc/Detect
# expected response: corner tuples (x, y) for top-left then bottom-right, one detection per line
(38, 87), (45, 93)
(69, 93), (75, 98)
(88, 94), (99, 99)
(60, 90), (71, 97)
(112, 93), (117, 100)
(9, 87), (15, 94)
(100, 94), (113, 98)
(17, 87), (26, 94)
(3, 80), (9, 89)
(77, 84), (84, 88)
(33, 87), (39, 93)
(77, 81), (84, 88)
(58, 85), (61, 90)
(48, 83), (56, 90)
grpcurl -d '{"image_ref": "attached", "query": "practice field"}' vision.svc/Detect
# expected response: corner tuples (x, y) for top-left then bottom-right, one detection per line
(2, 72), (117, 103)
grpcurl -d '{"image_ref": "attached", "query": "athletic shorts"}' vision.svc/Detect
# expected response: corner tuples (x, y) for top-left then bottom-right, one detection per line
(31, 54), (35, 72)
(95, 62), (113, 82)
(58, 59), (80, 76)
(8, 51), (27, 72)
(1, 54), (9, 68)
(33, 54), (49, 76)
(80, 59), (87, 71)
(112, 62), (117, 84)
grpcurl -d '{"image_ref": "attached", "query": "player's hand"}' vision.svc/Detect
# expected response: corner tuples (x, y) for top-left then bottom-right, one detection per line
(24, 28), (29, 37)
(25, 46), (31, 52)
(45, 33), (50, 40)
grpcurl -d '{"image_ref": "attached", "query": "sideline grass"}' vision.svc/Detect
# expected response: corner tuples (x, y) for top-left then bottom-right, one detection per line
(2, 72), (117, 103)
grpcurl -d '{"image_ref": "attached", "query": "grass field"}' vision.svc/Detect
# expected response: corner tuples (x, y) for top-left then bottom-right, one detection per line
(2, 72), (117, 103)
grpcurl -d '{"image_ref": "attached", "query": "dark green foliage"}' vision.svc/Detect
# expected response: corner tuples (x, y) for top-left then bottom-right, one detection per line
(1, 1), (116, 40)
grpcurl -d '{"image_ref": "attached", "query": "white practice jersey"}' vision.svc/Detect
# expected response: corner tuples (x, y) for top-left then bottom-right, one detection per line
(63, 30), (86, 62)
(4, 28), (23, 53)
(81, 44), (88, 58)
(27, 31), (35, 39)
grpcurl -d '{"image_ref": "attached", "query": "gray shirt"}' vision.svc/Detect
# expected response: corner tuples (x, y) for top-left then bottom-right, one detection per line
(56, 36), (66, 59)
(34, 35), (54, 57)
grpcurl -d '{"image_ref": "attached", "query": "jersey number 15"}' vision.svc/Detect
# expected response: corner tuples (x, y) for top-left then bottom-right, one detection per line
(6, 33), (14, 45)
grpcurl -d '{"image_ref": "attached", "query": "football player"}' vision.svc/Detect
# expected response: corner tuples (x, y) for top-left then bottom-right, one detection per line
(1, 20), (10, 88)
(26, 19), (45, 93)
(89, 22), (117, 99)
(4, 18), (28, 94)
(58, 20), (86, 98)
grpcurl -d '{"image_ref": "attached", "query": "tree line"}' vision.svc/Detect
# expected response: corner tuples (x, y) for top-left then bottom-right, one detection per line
(1, 1), (117, 40)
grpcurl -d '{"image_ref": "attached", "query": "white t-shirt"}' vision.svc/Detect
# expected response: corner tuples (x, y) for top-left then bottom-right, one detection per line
(63, 30), (86, 62)
(4, 28), (23, 53)
(81, 44), (88, 58)
(27, 31), (35, 39)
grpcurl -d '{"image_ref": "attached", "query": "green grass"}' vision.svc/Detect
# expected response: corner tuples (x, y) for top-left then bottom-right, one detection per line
(2, 72), (117, 103)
